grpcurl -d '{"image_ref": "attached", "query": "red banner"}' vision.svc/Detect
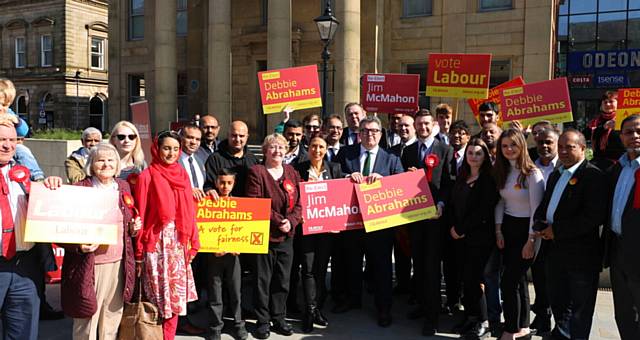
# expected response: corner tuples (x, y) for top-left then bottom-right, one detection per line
(300, 178), (363, 235)
(354, 171), (436, 233)
(500, 77), (573, 127)
(361, 74), (420, 114)
(130, 100), (152, 163)
(467, 76), (525, 122)
(427, 53), (492, 99)
(616, 88), (640, 130)
(258, 65), (322, 114)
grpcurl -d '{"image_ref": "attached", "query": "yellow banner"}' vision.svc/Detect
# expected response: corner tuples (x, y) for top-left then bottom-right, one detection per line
(426, 85), (489, 99)
(363, 206), (438, 233)
(25, 220), (118, 245)
(502, 111), (574, 128)
(197, 220), (269, 253)
(262, 98), (324, 114)
(616, 108), (640, 130)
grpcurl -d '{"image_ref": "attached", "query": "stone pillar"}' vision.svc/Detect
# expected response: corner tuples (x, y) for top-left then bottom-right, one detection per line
(209, 0), (232, 137)
(153, 0), (177, 132)
(523, 0), (554, 82)
(441, 1), (467, 121)
(334, 0), (360, 116)
(266, 0), (292, 133)
(374, 0), (384, 73)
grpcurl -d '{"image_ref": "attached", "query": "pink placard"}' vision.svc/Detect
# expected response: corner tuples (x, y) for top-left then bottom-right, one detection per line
(300, 178), (363, 235)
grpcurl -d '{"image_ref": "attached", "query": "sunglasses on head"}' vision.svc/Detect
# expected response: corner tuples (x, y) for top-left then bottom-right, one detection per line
(116, 134), (137, 141)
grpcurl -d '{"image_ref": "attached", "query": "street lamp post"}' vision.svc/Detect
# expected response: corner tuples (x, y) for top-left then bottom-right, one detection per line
(314, 0), (340, 119)
(74, 70), (81, 129)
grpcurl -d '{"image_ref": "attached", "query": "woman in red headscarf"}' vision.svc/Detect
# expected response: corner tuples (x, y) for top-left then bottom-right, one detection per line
(585, 90), (625, 170)
(133, 131), (200, 340)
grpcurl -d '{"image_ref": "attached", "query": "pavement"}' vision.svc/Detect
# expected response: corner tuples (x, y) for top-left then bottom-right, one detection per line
(37, 282), (620, 340)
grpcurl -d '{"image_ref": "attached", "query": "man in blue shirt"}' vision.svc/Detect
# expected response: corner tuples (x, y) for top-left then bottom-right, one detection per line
(606, 114), (640, 340)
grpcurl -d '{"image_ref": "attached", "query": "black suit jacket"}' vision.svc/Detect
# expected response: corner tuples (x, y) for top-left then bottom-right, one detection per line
(400, 138), (454, 203)
(336, 143), (403, 177)
(447, 172), (499, 247)
(340, 127), (389, 149)
(533, 160), (607, 269)
(286, 146), (309, 167)
(295, 160), (344, 182)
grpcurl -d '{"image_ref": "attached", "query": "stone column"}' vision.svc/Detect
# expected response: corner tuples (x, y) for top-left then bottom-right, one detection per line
(523, 0), (554, 82)
(209, 0), (232, 137)
(266, 0), (292, 133)
(334, 0), (360, 116)
(153, 0), (177, 132)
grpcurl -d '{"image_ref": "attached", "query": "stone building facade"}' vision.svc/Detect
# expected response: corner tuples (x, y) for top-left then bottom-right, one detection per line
(0, 0), (109, 132)
(108, 0), (558, 142)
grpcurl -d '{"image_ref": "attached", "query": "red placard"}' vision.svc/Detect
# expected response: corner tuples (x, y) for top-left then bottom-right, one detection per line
(427, 53), (492, 99)
(467, 76), (525, 122)
(130, 100), (152, 163)
(300, 178), (363, 235)
(361, 73), (420, 114)
(500, 77), (573, 127)
(354, 171), (436, 233)
(615, 88), (640, 129)
(258, 65), (322, 114)
(45, 244), (64, 283)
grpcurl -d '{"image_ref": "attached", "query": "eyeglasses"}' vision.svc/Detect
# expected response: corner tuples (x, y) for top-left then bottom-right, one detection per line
(305, 125), (321, 130)
(360, 128), (381, 135)
(203, 125), (219, 130)
(116, 134), (137, 141)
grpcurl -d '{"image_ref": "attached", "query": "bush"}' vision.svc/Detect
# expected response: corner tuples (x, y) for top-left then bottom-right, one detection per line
(30, 129), (83, 140)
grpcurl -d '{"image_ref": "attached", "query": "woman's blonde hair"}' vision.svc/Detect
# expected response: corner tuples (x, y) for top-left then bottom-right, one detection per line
(261, 133), (288, 154)
(85, 142), (122, 178)
(109, 120), (145, 169)
(0, 113), (18, 128)
(0, 79), (16, 108)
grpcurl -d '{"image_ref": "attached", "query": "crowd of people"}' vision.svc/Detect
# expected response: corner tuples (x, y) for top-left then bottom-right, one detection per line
(0, 74), (639, 340)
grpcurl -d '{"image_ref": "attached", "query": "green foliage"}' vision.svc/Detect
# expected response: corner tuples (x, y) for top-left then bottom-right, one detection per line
(30, 129), (83, 140)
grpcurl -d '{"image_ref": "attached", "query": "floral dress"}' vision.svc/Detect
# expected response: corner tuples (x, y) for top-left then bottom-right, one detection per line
(142, 222), (197, 319)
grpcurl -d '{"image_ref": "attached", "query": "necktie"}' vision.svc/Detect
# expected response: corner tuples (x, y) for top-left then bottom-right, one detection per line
(454, 151), (460, 160)
(419, 143), (427, 165)
(400, 143), (407, 157)
(351, 132), (358, 145)
(188, 156), (199, 188)
(363, 151), (371, 176)
(0, 170), (15, 260)
(328, 148), (336, 161)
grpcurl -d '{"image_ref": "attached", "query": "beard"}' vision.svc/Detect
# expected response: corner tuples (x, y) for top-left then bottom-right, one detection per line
(627, 147), (640, 156)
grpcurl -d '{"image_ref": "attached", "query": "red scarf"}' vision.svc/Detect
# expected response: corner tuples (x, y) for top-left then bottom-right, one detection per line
(588, 111), (616, 152)
(146, 139), (196, 247)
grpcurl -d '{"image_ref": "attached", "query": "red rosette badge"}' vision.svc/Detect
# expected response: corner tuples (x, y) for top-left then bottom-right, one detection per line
(122, 191), (139, 217)
(424, 154), (440, 182)
(126, 173), (139, 186)
(282, 178), (296, 210)
(9, 165), (31, 193)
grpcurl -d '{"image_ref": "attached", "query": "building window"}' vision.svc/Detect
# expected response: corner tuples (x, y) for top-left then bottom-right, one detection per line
(177, 0), (187, 36)
(261, 0), (268, 26)
(479, 0), (512, 11)
(89, 96), (105, 130)
(15, 95), (28, 121)
(490, 60), (511, 87)
(403, 0), (432, 17)
(129, 0), (144, 40)
(40, 35), (53, 67)
(405, 63), (430, 110)
(15, 37), (26, 68)
(128, 74), (145, 104)
(91, 37), (105, 70)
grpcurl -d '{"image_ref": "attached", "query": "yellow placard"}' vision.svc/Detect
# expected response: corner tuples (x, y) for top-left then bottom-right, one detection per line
(426, 85), (489, 99)
(363, 206), (438, 233)
(197, 220), (269, 254)
(616, 108), (640, 130)
(25, 220), (118, 245)
(502, 111), (574, 129)
(262, 98), (323, 115)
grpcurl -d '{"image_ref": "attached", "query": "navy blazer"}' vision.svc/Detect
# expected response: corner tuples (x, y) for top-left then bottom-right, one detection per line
(400, 138), (454, 203)
(340, 127), (389, 149)
(336, 143), (404, 177)
(533, 160), (607, 270)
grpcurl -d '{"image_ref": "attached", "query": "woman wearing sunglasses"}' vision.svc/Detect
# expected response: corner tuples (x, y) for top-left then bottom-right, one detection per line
(109, 121), (146, 180)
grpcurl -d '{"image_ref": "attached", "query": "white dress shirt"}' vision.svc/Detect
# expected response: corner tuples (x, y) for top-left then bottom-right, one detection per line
(535, 156), (559, 185)
(180, 153), (205, 190)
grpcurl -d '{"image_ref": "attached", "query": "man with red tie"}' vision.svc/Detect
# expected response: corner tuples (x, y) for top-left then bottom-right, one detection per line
(0, 113), (57, 340)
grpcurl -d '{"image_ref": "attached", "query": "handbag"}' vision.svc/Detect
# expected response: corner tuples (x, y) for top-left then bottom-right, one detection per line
(117, 275), (163, 340)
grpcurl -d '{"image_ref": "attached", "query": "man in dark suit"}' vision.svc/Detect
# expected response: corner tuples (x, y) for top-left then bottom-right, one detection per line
(400, 110), (453, 336)
(323, 114), (344, 163)
(197, 114), (221, 161)
(334, 115), (403, 327)
(340, 102), (388, 149)
(606, 114), (640, 340)
(283, 119), (308, 166)
(389, 115), (416, 158)
(533, 129), (606, 340)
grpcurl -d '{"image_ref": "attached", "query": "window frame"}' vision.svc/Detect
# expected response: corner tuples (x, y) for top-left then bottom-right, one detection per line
(176, 0), (187, 36)
(40, 34), (53, 67)
(90, 37), (105, 70)
(129, 0), (144, 41)
(478, 0), (513, 12)
(15, 37), (26, 68)
(402, 0), (433, 18)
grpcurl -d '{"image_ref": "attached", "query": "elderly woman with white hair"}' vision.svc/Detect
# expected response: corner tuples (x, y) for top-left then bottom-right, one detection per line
(55, 142), (141, 340)
(65, 127), (103, 184)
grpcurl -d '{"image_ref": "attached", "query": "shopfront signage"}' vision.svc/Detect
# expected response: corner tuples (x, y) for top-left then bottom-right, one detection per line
(595, 74), (627, 88)
(568, 49), (640, 72)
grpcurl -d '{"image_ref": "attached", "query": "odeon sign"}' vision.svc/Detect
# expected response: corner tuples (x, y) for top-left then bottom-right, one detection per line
(568, 49), (640, 72)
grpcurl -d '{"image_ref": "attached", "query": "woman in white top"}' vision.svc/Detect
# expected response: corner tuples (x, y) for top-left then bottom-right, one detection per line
(493, 129), (545, 340)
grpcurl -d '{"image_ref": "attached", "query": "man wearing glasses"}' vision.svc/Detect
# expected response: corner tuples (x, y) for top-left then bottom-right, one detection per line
(198, 114), (221, 162)
(334, 116), (403, 327)
(322, 114), (344, 162)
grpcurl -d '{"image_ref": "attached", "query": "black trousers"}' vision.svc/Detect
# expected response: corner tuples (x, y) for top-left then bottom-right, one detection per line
(611, 239), (640, 340)
(500, 215), (533, 333)
(253, 238), (294, 325)
(393, 227), (412, 291)
(409, 220), (442, 323)
(442, 229), (463, 307)
(545, 252), (598, 340)
(298, 233), (332, 311)
(207, 254), (243, 331)
(344, 228), (394, 311)
(330, 232), (349, 306)
(461, 244), (493, 321)
(531, 240), (551, 318)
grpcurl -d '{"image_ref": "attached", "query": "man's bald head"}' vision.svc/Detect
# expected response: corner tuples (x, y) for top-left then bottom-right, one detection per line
(228, 120), (249, 154)
(200, 115), (220, 144)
